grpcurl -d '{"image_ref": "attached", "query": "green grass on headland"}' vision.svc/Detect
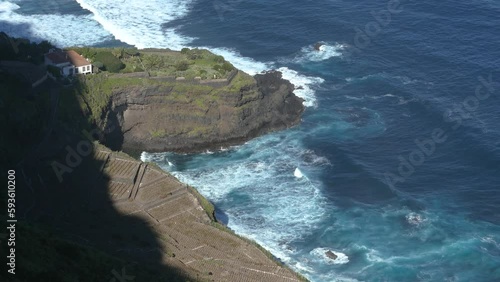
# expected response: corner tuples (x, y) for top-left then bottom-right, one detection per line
(70, 46), (236, 79)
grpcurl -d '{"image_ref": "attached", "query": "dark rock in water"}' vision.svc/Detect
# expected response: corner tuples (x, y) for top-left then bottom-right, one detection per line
(325, 250), (338, 260)
(314, 42), (324, 51)
(296, 86), (304, 90)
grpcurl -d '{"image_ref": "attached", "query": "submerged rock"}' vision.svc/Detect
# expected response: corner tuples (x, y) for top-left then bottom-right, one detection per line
(314, 42), (325, 51)
(325, 250), (338, 260)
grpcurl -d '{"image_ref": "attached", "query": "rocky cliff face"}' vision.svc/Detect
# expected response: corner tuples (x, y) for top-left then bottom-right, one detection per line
(104, 70), (304, 153)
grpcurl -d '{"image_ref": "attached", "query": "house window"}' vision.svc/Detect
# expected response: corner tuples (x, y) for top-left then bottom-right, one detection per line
(87, 65), (90, 71)
(75, 68), (78, 73)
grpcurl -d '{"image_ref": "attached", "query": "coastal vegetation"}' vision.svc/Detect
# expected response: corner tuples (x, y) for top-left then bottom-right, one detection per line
(71, 46), (236, 79)
(1, 33), (307, 282)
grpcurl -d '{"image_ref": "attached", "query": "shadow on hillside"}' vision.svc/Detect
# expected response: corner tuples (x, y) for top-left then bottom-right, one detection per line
(0, 22), (192, 282)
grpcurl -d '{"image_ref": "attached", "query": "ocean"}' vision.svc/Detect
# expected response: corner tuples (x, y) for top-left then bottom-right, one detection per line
(2, 0), (499, 281)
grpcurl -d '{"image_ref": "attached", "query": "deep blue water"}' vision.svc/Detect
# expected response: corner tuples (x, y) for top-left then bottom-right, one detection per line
(2, 0), (500, 280)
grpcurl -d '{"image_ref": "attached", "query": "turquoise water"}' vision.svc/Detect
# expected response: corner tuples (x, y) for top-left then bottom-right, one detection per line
(3, 0), (499, 280)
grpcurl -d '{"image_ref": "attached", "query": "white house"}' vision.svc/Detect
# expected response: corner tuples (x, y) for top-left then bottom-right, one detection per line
(45, 49), (93, 77)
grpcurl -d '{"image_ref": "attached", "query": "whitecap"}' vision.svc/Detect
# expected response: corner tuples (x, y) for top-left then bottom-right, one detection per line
(294, 168), (304, 179)
(310, 247), (349, 265)
(344, 95), (364, 101)
(278, 67), (324, 107)
(143, 133), (329, 267)
(140, 151), (148, 162)
(406, 212), (426, 226)
(288, 42), (345, 63)
(203, 47), (271, 75)
(0, 1), (112, 46)
(294, 262), (314, 273)
(481, 236), (500, 250)
(203, 52), (325, 108)
(75, 0), (195, 49)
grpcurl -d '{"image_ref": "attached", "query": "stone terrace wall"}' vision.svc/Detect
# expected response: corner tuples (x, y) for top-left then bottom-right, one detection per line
(115, 69), (239, 89)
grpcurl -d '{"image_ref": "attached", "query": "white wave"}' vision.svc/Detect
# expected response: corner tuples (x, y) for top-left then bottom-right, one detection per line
(8, 0), (324, 110)
(364, 247), (384, 263)
(75, 0), (194, 49)
(294, 262), (314, 273)
(346, 73), (420, 86)
(278, 67), (323, 107)
(289, 42), (345, 63)
(142, 133), (328, 267)
(0, 1), (112, 46)
(345, 74), (376, 83)
(369, 93), (398, 100)
(393, 75), (419, 85)
(204, 47), (271, 75)
(192, 50), (325, 108)
(310, 247), (349, 265)
(188, 48), (325, 109)
(406, 212), (427, 227)
(294, 168), (304, 179)
(299, 149), (332, 167)
(481, 236), (500, 250)
(140, 151), (148, 162)
(344, 95), (364, 101)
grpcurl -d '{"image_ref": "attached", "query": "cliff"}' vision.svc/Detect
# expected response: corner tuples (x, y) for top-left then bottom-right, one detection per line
(2, 35), (308, 281)
(102, 70), (304, 152)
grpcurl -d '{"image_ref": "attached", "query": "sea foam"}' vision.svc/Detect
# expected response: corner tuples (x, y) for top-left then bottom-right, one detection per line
(278, 67), (324, 107)
(74, 1), (324, 108)
(201, 48), (323, 108)
(0, 1), (112, 46)
(75, 0), (194, 49)
(296, 42), (345, 63)
(310, 247), (350, 265)
(294, 168), (304, 179)
(142, 132), (329, 268)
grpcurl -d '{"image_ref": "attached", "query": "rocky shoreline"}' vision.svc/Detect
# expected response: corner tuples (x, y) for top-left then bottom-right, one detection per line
(102, 70), (305, 153)
(2, 33), (308, 280)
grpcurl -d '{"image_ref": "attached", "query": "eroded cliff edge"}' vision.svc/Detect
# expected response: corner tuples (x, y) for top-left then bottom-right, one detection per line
(104, 70), (304, 152)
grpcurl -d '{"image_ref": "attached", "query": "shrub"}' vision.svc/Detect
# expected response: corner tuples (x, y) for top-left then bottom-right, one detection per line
(214, 55), (224, 63)
(94, 51), (124, 73)
(221, 61), (234, 72)
(212, 64), (222, 72)
(181, 47), (190, 54)
(187, 49), (202, 60)
(47, 65), (61, 78)
(175, 61), (189, 71)
(93, 61), (104, 70)
(143, 54), (164, 70)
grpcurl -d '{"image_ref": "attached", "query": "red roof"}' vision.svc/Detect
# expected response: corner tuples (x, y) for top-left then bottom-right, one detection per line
(45, 51), (70, 65)
(46, 50), (91, 67)
(66, 50), (91, 67)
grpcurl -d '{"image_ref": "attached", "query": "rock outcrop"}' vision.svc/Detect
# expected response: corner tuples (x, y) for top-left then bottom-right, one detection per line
(325, 250), (338, 260)
(314, 42), (325, 51)
(104, 70), (304, 153)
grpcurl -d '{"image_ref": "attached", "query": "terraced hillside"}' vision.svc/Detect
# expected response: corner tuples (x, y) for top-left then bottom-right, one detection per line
(96, 146), (304, 282)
